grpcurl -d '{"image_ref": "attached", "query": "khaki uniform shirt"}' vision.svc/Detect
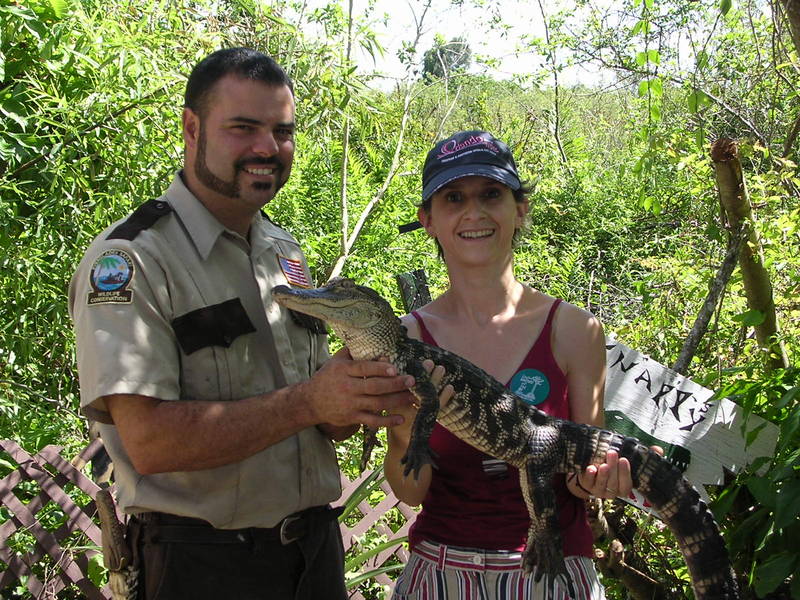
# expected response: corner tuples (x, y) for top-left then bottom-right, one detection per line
(69, 173), (340, 528)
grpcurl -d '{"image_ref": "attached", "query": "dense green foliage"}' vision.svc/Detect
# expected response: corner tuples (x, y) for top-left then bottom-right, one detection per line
(1, 0), (798, 597)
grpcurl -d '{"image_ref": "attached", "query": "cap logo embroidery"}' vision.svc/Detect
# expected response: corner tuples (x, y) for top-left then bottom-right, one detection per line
(278, 255), (311, 288)
(88, 250), (134, 305)
(437, 134), (499, 158)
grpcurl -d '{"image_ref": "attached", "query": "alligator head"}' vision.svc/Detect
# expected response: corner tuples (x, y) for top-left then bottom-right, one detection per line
(272, 277), (404, 360)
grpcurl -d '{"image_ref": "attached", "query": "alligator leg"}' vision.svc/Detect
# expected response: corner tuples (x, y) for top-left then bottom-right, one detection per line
(400, 360), (440, 479)
(359, 426), (380, 472)
(519, 457), (576, 599)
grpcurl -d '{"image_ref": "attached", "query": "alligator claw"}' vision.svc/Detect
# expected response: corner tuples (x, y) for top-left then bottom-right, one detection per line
(524, 542), (575, 599)
(400, 447), (438, 480)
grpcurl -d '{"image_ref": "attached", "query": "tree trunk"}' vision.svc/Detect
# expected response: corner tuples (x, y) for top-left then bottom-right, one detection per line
(710, 138), (789, 371)
(672, 227), (747, 375)
(778, 0), (800, 58)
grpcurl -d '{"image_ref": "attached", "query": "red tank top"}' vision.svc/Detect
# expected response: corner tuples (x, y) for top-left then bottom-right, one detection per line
(407, 299), (593, 557)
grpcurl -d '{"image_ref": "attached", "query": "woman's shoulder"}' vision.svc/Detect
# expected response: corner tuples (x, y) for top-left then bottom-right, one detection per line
(400, 310), (424, 340)
(528, 288), (599, 327)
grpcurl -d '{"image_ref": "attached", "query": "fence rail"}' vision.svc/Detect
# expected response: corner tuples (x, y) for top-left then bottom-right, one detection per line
(0, 439), (413, 599)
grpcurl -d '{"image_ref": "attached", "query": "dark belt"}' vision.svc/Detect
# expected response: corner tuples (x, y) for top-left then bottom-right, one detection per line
(134, 505), (343, 546)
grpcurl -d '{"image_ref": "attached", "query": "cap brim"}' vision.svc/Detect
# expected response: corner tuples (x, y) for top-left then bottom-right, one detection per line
(422, 165), (520, 200)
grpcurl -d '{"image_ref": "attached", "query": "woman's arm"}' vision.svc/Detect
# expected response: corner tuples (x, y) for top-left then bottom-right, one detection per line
(383, 315), (454, 506)
(553, 303), (635, 500)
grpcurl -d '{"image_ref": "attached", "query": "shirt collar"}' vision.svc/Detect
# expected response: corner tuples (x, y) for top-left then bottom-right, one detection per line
(164, 172), (297, 260)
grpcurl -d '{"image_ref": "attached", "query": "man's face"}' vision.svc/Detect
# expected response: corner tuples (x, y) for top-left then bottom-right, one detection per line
(184, 75), (295, 214)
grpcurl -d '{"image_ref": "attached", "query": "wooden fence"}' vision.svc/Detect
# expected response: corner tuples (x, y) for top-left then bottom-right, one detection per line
(0, 438), (413, 599)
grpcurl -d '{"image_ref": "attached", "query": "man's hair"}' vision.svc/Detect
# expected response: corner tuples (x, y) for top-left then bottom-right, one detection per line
(184, 48), (294, 117)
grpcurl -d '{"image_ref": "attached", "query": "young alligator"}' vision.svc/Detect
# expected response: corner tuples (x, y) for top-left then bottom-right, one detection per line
(272, 278), (739, 599)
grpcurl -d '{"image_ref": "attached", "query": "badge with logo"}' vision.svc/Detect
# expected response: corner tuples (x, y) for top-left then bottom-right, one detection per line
(509, 369), (550, 406)
(88, 250), (134, 305)
(278, 255), (311, 288)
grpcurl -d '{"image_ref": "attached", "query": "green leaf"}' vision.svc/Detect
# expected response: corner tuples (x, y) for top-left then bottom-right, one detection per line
(86, 553), (106, 587)
(48, 0), (68, 19)
(345, 535), (407, 572)
(346, 563), (404, 589)
(747, 476), (777, 508)
(647, 49), (660, 65)
(695, 127), (706, 150)
(732, 309), (765, 326)
(711, 486), (739, 520)
(649, 104), (661, 121)
(720, 0), (732, 15)
(754, 552), (798, 596)
(775, 478), (800, 529)
(779, 407), (800, 453)
(636, 52), (647, 66)
(650, 78), (663, 97)
(638, 80), (649, 97)
(777, 386), (799, 409)
(688, 92), (699, 113)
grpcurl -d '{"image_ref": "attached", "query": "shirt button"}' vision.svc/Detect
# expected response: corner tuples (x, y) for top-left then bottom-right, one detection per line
(472, 555), (482, 565)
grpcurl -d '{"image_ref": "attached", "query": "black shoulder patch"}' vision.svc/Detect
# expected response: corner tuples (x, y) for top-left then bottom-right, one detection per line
(107, 199), (173, 241)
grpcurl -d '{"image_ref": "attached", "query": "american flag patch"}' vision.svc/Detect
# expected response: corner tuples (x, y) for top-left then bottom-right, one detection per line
(278, 255), (311, 288)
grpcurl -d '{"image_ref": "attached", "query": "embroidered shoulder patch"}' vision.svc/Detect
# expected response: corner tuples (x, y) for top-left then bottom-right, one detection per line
(88, 250), (134, 305)
(509, 368), (550, 406)
(278, 255), (311, 288)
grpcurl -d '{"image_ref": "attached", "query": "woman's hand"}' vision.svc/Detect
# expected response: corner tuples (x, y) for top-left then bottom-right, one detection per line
(567, 446), (664, 499)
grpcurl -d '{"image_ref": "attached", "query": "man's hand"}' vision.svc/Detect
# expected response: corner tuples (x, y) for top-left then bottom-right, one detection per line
(302, 348), (416, 430)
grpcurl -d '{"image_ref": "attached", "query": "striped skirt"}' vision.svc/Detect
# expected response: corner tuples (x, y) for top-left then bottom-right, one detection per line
(391, 540), (606, 600)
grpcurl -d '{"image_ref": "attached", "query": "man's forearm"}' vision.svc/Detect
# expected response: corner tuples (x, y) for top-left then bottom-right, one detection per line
(106, 382), (317, 475)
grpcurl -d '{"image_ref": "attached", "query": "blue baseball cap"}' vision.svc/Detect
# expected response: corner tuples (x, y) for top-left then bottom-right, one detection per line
(421, 130), (521, 201)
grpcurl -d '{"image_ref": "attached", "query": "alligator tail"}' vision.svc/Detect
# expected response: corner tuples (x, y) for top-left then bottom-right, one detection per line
(611, 433), (739, 599)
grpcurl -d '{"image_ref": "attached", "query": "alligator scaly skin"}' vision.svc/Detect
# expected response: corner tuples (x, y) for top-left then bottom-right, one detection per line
(272, 278), (739, 599)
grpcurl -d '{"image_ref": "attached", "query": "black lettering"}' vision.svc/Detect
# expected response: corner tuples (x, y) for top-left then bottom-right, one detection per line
(634, 369), (653, 392)
(652, 383), (674, 407)
(679, 405), (708, 432)
(610, 351), (640, 373)
(670, 389), (695, 421)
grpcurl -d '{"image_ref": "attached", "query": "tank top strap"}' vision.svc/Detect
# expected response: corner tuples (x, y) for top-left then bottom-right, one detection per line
(536, 298), (563, 351)
(410, 310), (439, 346)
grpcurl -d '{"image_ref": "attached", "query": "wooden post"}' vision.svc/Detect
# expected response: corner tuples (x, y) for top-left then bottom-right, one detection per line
(395, 269), (432, 313)
(710, 138), (789, 371)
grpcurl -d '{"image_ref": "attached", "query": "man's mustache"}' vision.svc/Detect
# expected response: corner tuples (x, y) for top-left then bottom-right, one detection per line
(236, 157), (284, 172)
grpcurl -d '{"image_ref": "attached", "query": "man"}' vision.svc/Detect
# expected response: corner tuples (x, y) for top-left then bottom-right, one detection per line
(70, 48), (416, 599)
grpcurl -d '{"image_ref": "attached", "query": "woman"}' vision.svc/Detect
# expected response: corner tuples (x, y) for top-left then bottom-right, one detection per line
(386, 131), (632, 599)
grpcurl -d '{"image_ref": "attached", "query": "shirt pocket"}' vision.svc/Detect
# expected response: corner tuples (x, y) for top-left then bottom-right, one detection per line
(171, 298), (256, 401)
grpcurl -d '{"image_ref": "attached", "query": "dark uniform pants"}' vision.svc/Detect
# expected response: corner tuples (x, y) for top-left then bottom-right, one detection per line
(128, 506), (347, 600)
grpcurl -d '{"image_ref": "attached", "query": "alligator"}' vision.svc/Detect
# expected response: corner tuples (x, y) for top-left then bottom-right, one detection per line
(272, 277), (739, 599)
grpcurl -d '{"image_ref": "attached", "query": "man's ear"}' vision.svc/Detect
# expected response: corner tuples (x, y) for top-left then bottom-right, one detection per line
(182, 107), (200, 149)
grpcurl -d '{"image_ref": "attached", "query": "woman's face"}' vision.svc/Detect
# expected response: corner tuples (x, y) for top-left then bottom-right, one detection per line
(419, 175), (528, 266)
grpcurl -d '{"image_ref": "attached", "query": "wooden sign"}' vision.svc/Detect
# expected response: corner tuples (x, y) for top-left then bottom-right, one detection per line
(604, 337), (778, 508)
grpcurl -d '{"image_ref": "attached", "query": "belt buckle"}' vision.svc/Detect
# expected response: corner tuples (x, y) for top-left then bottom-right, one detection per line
(279, 515), (301, 545)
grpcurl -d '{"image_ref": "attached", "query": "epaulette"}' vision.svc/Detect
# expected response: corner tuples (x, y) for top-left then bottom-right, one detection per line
(107, 199), (173, 241)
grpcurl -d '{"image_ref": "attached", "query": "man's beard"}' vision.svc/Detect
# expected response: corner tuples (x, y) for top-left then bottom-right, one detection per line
(194, 128), (286, 199)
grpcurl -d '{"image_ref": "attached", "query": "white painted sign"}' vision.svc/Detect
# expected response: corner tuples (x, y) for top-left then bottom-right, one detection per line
(604, 337), (778, 510)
